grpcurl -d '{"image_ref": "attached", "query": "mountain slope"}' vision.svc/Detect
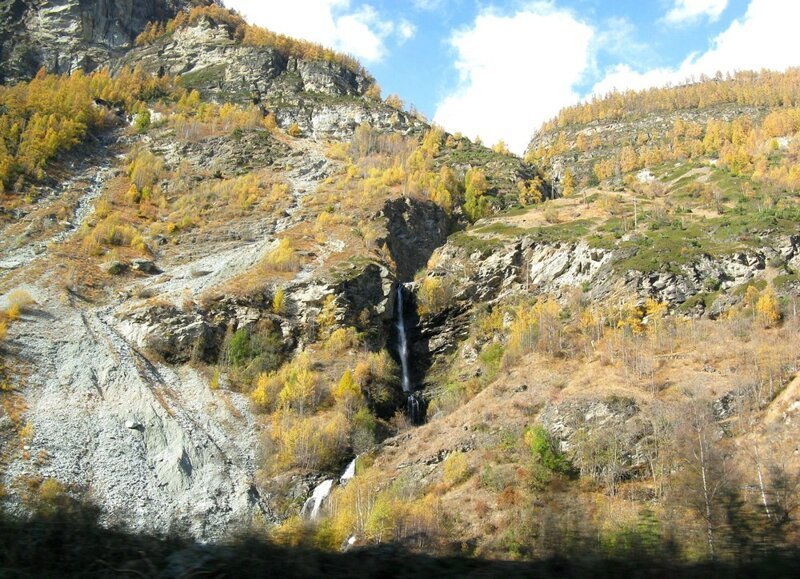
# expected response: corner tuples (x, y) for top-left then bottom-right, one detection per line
(0, 3), (539, 541)
(0, 1), (798, 569)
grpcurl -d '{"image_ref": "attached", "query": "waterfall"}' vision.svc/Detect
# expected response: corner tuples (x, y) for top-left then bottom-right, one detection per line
(301, 459), (357, 520)
(396, 284), (424, 423)
(301, 479), (333, 519)
(340, 458), (356, 483)
(395, 285), (411, 393)
(407, 394), (421, 424)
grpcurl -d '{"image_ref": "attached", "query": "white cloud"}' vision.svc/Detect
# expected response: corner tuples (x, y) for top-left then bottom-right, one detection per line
(594, 0), (800, 95)
(397, 19), (416, 43)
(665, 0), (729, 24)
(223, 0), (408, 63)
(434, 4), (593, 154)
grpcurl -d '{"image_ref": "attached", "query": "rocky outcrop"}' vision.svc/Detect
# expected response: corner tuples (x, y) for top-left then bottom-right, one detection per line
(0, 0), (202, 82)
(382, 198), (452, 281)
(540, 396), (650, 484)
(112, 17), (420, 139)
(276, 100), (424, 141)
(115, 16), (371, 102)
(120, 259), (396, 365)
(1, 296), (268, 541)
(412, 231), (800, 365)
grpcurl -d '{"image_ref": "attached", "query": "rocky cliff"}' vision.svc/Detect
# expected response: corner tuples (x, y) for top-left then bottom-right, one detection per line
(0, 0), (208, 82)
(413, 224), (800, 367)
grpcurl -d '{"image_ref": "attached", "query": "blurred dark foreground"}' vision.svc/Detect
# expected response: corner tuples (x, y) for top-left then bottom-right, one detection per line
(1, 500), (799, 579)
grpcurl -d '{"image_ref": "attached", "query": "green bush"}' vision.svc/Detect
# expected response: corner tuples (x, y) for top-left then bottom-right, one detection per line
(224, 324), (284, 388)
(524, 425), (571, 474)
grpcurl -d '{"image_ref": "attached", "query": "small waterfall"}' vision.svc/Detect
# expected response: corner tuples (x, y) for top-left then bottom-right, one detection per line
(301, 459), (357, 520)
(407, 394), (421, 424)
(301, 479), (333, 519)
(340, 458), (356, 483)
(395, 285), (411, 393)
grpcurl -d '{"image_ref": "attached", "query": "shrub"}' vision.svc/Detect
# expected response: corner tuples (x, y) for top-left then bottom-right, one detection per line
(277, 365), (320, 415)
(351, 407), (376, 453)
(442, 451), (470, 487)
(209, 367), (221, 390)
(417, 277), (452, 317)
(262, 112), (278, 132)
(503, 298), (564, 364)
(323, 327), (360, 354)
(133, 110), (151, 133)
(264, 238), (299, 272)
(127, 149), (164, 198)
(287, 123), (302, 137)
(251, 371), (281, 411)
(226, 328), (253, 368)
(7, 289), (34, 312)
(524, 425), (571, 475)
(332, 369), (364, 416)
(756, 285), (781, 328)
(5, 305), (20, 321)
(272, 288), (287, 314)
(223, 324), (284, 386)
(272, 410), (350, 471)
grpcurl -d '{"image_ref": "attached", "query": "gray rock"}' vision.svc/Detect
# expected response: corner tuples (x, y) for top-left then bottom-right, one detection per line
(104, 260), (128, 275)
(131, 259), (160, 274)
(0, 0), (202, 83)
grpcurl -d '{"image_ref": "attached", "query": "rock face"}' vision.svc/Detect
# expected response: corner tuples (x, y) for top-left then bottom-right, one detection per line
(382, 198), (452, 281)
(413, 231), (800, 367)
(0, 0), (201, 82)
(115, 16), (371, 102)
(114, 17), (422, 140)
(540, 396), (650, 486)
(2, 298), (269, 540)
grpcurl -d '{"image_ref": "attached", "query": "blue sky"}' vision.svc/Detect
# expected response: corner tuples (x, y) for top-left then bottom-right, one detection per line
(225, 1), (800, 152)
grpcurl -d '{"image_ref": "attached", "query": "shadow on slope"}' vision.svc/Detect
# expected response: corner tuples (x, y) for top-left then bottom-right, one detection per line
(1, 499), (798, 578)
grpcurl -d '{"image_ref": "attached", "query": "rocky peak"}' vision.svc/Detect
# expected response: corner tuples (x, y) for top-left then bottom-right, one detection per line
(0, 0), (207, 82)
(115, 15), (369, 103)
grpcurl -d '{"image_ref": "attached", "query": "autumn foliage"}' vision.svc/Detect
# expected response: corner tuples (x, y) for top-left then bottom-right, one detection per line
(0, 67), (177, 192)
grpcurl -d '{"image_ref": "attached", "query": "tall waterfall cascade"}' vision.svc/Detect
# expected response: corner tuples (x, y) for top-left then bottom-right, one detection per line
(395, 285), (411, 393)
(395, 285), (421, 423)
(302, 284), (422, 521)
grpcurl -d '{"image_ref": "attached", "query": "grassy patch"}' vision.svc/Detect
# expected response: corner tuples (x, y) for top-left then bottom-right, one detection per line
(180, 64), (228, 91)
(615, 221), (721, 274)
(774, 273), (800, 290)
(449, 232), (505, 255)
(475, 223), (527, 237)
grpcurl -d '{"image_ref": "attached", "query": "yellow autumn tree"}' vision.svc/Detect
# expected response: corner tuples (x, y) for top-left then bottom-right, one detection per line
(332, 369), (364, 416)
(273, 288), (287, 314)
(561, 168), (576, 197)
(265, 238), (298, 272)
(755, 286), (781, 328)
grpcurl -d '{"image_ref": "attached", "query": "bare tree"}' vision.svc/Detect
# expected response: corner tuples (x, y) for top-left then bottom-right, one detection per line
(675, 402), (731, 559)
